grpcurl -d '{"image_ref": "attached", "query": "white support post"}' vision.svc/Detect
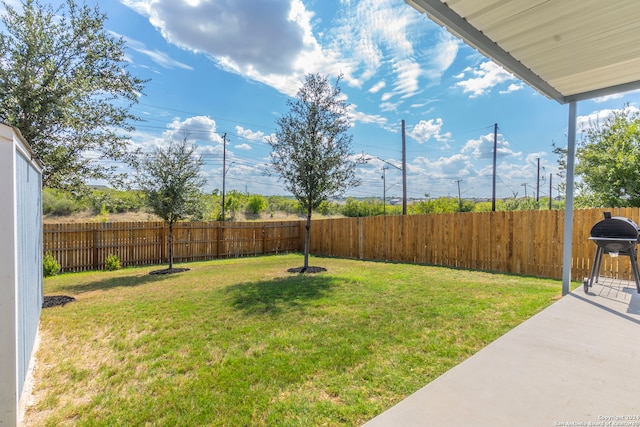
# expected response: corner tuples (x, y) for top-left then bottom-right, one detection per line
(562, 101), (578, 295)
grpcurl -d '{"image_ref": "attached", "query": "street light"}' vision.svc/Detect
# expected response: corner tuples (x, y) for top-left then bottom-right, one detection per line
(361, 153), (403, 215)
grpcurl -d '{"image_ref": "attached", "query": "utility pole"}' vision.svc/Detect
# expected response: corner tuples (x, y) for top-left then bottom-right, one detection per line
(455, 179), (463, 212)
(381, 166), (388, 215)
(549, 173), (553, 210)
(492, 123), (498, 211)
(521, 183), (528, 198)
(402, 120), (407, 215)
(221, 133), (227, 221)
(536, 158), (540, 202)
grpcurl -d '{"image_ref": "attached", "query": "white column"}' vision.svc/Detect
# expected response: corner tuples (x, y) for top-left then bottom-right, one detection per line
(562, 101), (577, 295)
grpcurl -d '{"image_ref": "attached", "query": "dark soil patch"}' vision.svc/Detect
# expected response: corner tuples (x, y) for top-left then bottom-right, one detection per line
(42, 295), (76, 308)
(149, 268), (190, 275)
(287, 266), (327, 274)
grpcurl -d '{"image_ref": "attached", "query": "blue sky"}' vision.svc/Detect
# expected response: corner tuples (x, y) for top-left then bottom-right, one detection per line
(14, 0), (640, 199)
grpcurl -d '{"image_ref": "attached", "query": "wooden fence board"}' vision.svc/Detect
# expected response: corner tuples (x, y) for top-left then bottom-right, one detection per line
(44, 208), (640, 281)
(44, 220), (303, 272)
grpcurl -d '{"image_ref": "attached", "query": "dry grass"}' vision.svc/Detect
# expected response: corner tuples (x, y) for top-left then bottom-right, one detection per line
(42, 210), (332, 224)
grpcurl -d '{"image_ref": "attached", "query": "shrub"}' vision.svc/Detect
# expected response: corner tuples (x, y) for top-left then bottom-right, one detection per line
(105, 254), (121, 271)
(43, 251), (61, 277)
(42, 189), (83, 215)
(341, 198), (384, 217)
(246, 195), (266, 215)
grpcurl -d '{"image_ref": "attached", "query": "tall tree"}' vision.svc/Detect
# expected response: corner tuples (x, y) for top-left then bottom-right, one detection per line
(137, 135), (205, 272)
(0, 0), (146, 192)
(575, 106), (640, 207)
(269, 73), (359, 272)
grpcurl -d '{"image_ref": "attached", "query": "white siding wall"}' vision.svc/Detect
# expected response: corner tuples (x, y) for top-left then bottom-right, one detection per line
(16, 150), (43, 396)
(0, 123), (43, 426)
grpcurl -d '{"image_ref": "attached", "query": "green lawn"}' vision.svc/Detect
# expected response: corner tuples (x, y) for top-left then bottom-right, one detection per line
(26, 254), (561, 426)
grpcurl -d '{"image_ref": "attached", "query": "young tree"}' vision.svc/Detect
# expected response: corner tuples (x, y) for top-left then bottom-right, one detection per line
(269, 73), (359, 272)
(0, 0), (146, 192)
(137, 136), (206, 272)
(576, 106), (640, 207)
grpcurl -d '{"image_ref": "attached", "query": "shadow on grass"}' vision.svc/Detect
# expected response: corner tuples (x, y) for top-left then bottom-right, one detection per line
(226, 275), (336, 316)
(57, 271), (172, 294)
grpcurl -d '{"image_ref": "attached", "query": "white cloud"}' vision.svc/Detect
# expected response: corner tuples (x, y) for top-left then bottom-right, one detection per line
(369, 81), (386, 94)
(235, 143), (252, 151)
(124, 0), (307, 75)
(236, 126), (268, 142)
(455, 61), (516, 98)
(409, 118), (451, 144)
(576, 106), (640, 132)
(414, 153), (476, 178)
(424, 31), (459, 82)
(348, 105), (388, 126)
(119, 0), (460, 125)
(462, 133), (521, 159)
(122, 0), (323, 96)
(115, 33), (193, 70)
(593, 89), (640, 103)
(499, 83), (524, 94)
(163, 116), (223, 144)
(379, 101), (401, 112)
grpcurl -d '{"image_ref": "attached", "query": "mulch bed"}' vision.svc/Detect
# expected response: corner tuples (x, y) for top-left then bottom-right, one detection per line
(42, 295), (76, 308)
(149, 268), (190, 275)
(287, 266), (327, 274)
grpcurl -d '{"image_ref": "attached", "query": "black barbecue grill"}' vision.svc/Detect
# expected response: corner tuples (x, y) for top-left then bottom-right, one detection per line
(584, 212), (640, 293)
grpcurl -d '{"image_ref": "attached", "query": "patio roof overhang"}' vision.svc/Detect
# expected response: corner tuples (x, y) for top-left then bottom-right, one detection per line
(406, 0), (640, 294)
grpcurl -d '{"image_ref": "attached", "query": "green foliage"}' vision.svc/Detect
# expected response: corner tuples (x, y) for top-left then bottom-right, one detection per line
(42, 188), (84, 215)
(316, 200), (340, 215)
(0, 0), (146, 192)
(269, 73), (359, 216)
(246, 195), (266, 215)
(88, 189), (144, 214)
(575, 105), (640, 207)
(502, 197), (542, 211)
(266, 196), (300, 215)
(137, 136), (206, 269)
(43, 251), (61, 277)
(104, 254), (121, 271)
(411, 197), (472, 214)
(190, 193), (219, 222)
(137, 136), (206, 224)
(223, 191), (243, 220)
(341, 198), (384, 217)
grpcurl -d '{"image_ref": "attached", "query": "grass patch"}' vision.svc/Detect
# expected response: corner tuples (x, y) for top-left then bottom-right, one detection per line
(26, 254), (560, 426)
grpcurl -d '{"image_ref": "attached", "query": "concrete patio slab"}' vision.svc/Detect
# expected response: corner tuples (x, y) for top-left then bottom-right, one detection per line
(363, 278), (640, 427)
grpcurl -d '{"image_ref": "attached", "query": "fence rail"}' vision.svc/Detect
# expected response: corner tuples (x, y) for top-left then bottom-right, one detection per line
(307, 207), (640, 282)
(44, 208), (640, 281)
(44, 221), (303, 272)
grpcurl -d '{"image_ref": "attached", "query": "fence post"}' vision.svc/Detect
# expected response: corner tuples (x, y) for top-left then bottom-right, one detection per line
(93, 227), (100, 270)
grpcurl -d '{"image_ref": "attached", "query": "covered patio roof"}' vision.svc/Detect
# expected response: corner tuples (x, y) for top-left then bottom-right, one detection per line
(406, 0), (640, 104)
(406, 0), (640, 294)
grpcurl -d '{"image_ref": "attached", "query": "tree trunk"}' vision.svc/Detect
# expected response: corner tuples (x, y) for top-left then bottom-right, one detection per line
(304, 206), (312, 270)
(168, 221), (174, 270)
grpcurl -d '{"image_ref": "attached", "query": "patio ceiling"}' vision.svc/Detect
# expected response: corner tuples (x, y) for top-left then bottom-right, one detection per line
(406, 0), (640, 104)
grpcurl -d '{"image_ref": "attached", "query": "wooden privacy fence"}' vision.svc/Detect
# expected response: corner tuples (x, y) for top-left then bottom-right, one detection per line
(307, 207), (640, 281)
(44, 221), (303, 272)
(44, 208), (640, 280)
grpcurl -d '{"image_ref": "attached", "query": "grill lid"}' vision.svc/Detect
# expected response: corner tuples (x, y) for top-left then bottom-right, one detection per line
(590, 212), (640, 241)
